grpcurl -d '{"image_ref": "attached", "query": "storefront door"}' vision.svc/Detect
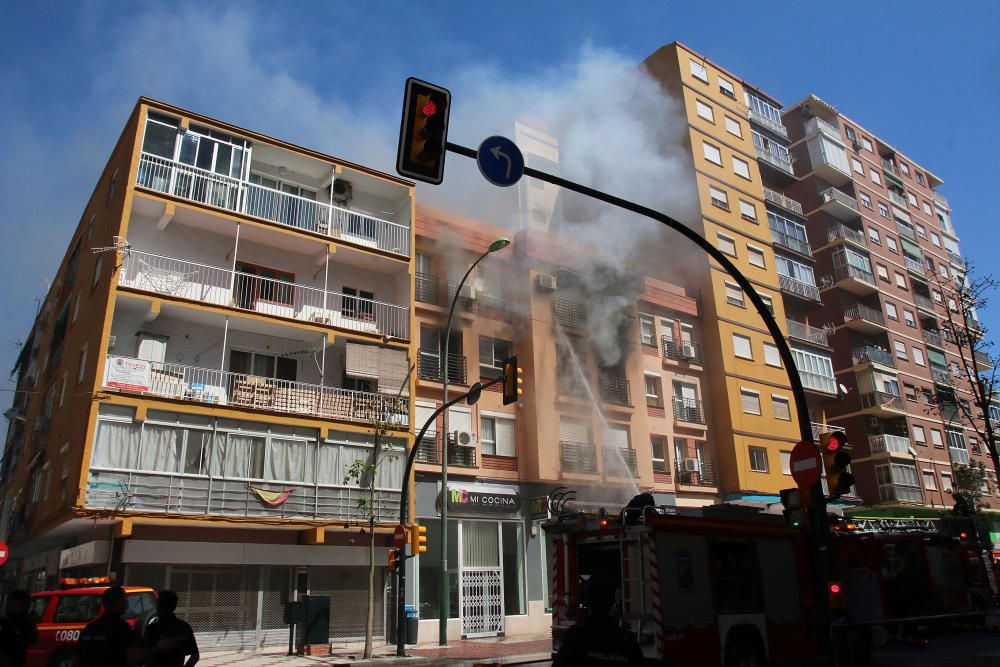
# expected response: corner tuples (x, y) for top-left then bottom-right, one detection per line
(459, 521), (504, 637)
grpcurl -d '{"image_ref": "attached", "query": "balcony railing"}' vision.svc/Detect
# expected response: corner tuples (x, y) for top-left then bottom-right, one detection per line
(786, 319), (829, 346)
(827, 223), (867, 247)
(914, 293), (936, 312)
(975, 351), (993, 368)
(755, 147), (794, 175)
(415, 272), (439, 304)
(819, 187), (859, 213)
(852, 346), (895, 367)
(86, 469), (400, 523)
(904, 257), (926, 276)
(932, 191), (950, 209)
(947, 251), (965, 268)
(674, 460), (716, 487)
(931, 364), (952, 385)
(881, 158), (898, 177)
(560, 441), (598, 473)
(557, 372), (588, 399)
(662, 337), (704, 364)
(798, 369), (837, 395)
(869, 434), (912, 456)
(896, 222), (916, 241)
(922, 330), (944, 348)
(748, 108), (789, 137)
(604, 447), (638, 477)
(553, 299), (587, 329)
(888, 191), (908, 209)
(833, 264), (876, 286)
(949, 446), (971, 466)
(413, 433), (477, 468)
(672, 397), (705, 424)
(103, 355), (409, 427)
(119, 250), (410, 339)
(807, 116), (841, 138)
(598, 375), (632, 406)
(844, 304), (886, 328)
(762, 187), (803, 215)
(861, 391), (904, 412)
(417, 350), (468, 385)
(770, 227), (811, 256)
(778, 274), (822, 302)
(135, 153), (410, 257)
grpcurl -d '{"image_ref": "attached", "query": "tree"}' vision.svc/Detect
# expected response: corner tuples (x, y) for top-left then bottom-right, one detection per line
(950, 461), (987, 517)
(343, 365), (413, 659)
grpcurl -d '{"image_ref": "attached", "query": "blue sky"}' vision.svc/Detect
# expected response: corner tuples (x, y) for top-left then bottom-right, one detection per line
(1, 0), (999, 385)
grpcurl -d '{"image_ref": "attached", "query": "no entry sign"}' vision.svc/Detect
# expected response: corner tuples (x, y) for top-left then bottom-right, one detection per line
(393, 525), (407, 549)
(0, 541), (9, 567)
(789, 440), (822, 489)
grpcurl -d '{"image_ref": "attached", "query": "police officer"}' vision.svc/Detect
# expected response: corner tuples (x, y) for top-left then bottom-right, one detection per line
(0, 590), (38, 667)
(143, 590), (199, 667)
(72, 586), (174, 667)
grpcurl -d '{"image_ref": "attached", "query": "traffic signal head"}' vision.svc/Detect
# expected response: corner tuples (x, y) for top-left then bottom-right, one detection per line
(779, 487), (804, 528)
(821, 433), (854, 500)
(396, 78), (451, 184)
(410, 524), (428, 555)
(502, 356), (523, 406)
(820, 431), (846, 453)
(388, 548), (399, 572)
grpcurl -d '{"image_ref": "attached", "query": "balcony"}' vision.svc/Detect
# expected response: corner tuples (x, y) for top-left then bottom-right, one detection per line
(778, 275), (822, 304)
(798, 369), (838, 396)
(869, 434), (913, 457)
(748, 108), (789, 138)
(417, 350), (468, 385)
(904, 256), (926, 277)
(756, 146), (795, 178)
(598, 374), (632, 406)
(827, 223), (867, 249)
(662, 337), (703, 364)
(861, 391), (906, 416)
(878, 482), (923, 505)
(672, 397), (706, 425)
(881, 158), (898, 178)
(922, 329), (945, 349)
(763, 187), (803, 216)
(931, 364), (952, 386)
(786, 319), (829, 347)
(843, 304), (887, 334)
(804, 132), (851, 186)
(806, 116), (842, 140)
(770, 227), (811, 257)
(557, 372), (588, 399)
(604, 447), (638, 477)
(553, 298), (587, 330)
(103, 355), (409, 427)
(949, 446), (971, 467)
(852, 346), (896, 368)
(948, 251), (965, 269)
(888, 191), (908, 209)
(561, 441), (598, 474)
(896, 222), (916, 241)
(831, 264), (877, 296)
(914, 293), (936, 314)
(975, 350), (993, 369)
(818, 187), (860, 221)
(119, 250), (410, 339)
(674, 460), (716, 487)
(932, 191), (950, 209)
(415, 272), (439, 304)
(135, 153), (410, 257)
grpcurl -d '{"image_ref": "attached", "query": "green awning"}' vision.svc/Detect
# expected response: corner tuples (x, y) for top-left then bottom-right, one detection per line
(927, 348), (948, 367)
(901, 238), (923, 259)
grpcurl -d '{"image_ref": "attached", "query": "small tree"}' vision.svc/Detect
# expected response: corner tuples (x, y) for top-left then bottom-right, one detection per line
(950, 461), (987, 517)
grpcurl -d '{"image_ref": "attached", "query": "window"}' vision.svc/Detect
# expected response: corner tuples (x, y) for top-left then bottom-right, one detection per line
(775, 254), (816, 286)
(859, 192), (873, 209)
(922, 201), (932, 215)
(870, 169), (882, 186)
(479, 337), (512, 379)
(941, 472), (953, 493)
(862, 137), (874, 152)
(763, 343), (781, 368)
(885, 302), (898, 320)
(923, 470), (937, 490)
(639, 315), (655, 346)
(845, 126), (858, 142)
(939, 264), (949, 280)
(340, 286), (374, 319)
(912, 425), (927, 445)
(878, 203), (890, 218)
(92, 256), (104, 289)
(886, 236), (898, 254)
(971, 438), (981, 455)
(876, 264), (889, 282)
(718, 76), (735, 98)
(732, 157), (751, 180)
(703, 142), (722, 165)
(696, 99), (714, 122)
(690, 59), (708, 82)
(780, 451), (792, 475)
(733, 334), (753, 360)
(107, 169), (119, 205)
(930, 429), (944, 448)
(898, 161), (910, 176)
(917, 172), (926, 186)
(772, 396), (791, 421)
(868, 227), (881, 245)
(651, 436), (668, 473)
(725, 116), (742, 137)
(747, 245), (765, 268)
(55, 595), (101, 624)
(915, 224), (927, 240)
(480, 414), (515, 456)
(717, 233), (737, 256)
(709, 185), (729, 210)
(921, 388), (934, 405)
(932, 290), (943, 304)
(759, 294), (773, 314)
(71, 292), (80, 323)
(904, 384), (917, 402)
(894, 341), (908, 360)
(913, 347), (925, 366)
(741, 389), (761, 415)
(739, 200), (757, 222)
(907, 192), (918, 206)
(77, 344), (88, 383)
(645, 375), (664, 408)
(852, 158), (864, 175)
(725, 282), (744, 307)
(894, 272), (907, 289)
(903, 309), (915, 327)
(748, 446), (769, 473)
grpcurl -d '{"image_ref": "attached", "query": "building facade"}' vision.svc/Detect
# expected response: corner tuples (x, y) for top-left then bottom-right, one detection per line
(1, 99), (415, 650)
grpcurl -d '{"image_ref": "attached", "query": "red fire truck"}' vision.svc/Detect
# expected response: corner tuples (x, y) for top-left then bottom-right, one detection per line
(545, 504), (990, 667)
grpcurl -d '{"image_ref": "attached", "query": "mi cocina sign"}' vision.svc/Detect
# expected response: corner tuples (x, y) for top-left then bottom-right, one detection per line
(447, 487), (520, 515)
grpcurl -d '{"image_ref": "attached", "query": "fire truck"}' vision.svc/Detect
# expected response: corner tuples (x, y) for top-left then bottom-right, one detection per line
(545, 502), (991, 667)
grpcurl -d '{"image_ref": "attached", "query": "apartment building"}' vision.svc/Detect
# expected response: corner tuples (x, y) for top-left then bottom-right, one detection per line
(0, 99), (415, 650)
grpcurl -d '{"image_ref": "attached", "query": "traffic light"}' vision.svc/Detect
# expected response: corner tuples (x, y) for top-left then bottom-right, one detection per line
(779, 487), (804, 528)
(388, 548), (399, 572)
(396, 78), (451, 184)
(410, 524), (427, 555)
(502, 356), (523, 406)
(820, 432), (855, 500)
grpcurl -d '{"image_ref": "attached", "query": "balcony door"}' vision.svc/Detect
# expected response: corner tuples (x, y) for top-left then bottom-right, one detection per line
(233, 262), (295, 312)
(228, 350), (297, 382)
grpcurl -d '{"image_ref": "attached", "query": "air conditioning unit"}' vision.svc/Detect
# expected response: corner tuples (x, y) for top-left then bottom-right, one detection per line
(683, 458), (701, 473)
(535, 273), (558, 291)
(457, 283), (476, 300)
(331, 179), (353, 204)
(454, 430), (478, 448)
(680, 343), (697, 360)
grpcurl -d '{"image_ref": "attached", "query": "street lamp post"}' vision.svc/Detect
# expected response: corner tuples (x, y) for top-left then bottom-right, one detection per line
(438, 237), (510, 646)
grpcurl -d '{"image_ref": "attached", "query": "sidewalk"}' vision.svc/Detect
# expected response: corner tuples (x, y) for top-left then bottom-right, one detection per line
(198, 635), (552, 666)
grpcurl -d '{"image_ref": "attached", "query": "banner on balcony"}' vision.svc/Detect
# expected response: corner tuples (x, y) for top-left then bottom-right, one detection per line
(249, 486), (294, 507)
(106, 357), (151, 392)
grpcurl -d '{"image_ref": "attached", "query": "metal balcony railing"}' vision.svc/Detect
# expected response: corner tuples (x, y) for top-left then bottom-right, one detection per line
(820, 187), (859, 213)
(672, 397), (705, 424)
(922, 330), (944, 348)
(103, 355), (410, 427)
(135, 153), (410, 257)
(869, 434), (912, 456)
(844, 304), (886, 328)
(827, 223), (867, 247)
(786, 320), (829, 346)
(975, 351), (993, 368)
(553, 299), (587, 329)
(904, 257), (926, 276)
(662, 337), (704, 364)
(914, 293), (936, 312)
(896, 221), (916, 240)
(852, 346), (896, 367)
(778, 274), (822, 302)
(833, 264), (876, 286)
(888, 191), (908, 209)
(119, 250), (410, 339)
(604, 447), (638, 477)
(748, 108), (789, 137)
(861, 391), (904, 412)
(415, 272), (439, 304)
(560, 441), (598, 473)
(932, 191), (950, 209)
(881, 158), (898, 177)
(674, 460), (716, 487)
(807, 116), (841, 138)
(948, 251), (965, 268)
(755, 147), (794, 175)
(931, 364), (952, 385)
(557, 372), (589, 399)
(413, 433), (477, 467)
(798, 369), (838, 395)
(417, 350), (468, 385)
(770, 227), (811, 256)
(762, 187), (803, 215)
(598, 375), (632, 406)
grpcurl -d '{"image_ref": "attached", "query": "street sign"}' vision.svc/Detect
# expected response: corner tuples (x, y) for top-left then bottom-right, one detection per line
(0, 541), (9, 567)
(393, 525), (407, 549)
(477, 135), (524, 187)
(789, 440), (822, 489)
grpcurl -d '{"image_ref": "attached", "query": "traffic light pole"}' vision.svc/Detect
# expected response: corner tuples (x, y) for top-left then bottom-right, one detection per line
(444, 141), (835, 646)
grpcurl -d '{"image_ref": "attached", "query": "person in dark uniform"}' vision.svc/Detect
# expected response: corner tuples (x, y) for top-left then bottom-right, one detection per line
(72, 586), (173, 667)
(0, 590), (38, 667)
(143, 590), (199, 667)
(553, 575), (644, 667)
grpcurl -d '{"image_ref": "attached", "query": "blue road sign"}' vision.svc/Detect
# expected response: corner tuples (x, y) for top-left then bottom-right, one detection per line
(476, 136), (524, 187)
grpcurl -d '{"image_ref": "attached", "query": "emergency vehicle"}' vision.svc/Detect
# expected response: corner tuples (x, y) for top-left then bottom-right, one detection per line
(545, 502), (991, 667)
(26, 579), (156, 667)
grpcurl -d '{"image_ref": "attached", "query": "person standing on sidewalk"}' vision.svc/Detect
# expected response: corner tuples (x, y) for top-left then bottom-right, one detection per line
(143, 590), (199, 667)
(73, 586), (174, 667)
(0, 590), (38, 667)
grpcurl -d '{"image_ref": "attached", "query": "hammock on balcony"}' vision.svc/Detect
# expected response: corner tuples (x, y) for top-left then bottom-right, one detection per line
(137, 258), (199, 295)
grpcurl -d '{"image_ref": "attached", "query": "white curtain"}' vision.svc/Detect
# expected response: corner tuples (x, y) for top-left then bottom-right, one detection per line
(92, 421), (141, 469)
(215, 434), (264, 479)
(138, 424), (181, 473)
(463, 521), (500, 567)
(494, 418), (516, 457)
(267, 438), (313, 484)
(316, 443), (340, 485)
(374, 445), (404, 489)
(338, 445), (371, 486)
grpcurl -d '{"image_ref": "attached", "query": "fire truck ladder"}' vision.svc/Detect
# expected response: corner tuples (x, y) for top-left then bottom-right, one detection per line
(619, 530), (647, 639)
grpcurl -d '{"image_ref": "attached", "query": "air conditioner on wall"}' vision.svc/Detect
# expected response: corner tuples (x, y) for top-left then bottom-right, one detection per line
(535, 273), (558, 291)
(457, 283), (476, 300)
(683, 458), (701, 472)
(454, 430), (478, 448)
(681, 343), (697, 359)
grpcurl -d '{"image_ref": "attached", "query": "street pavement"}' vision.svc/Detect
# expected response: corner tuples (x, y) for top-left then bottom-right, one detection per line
(870, 628), (1000, 667)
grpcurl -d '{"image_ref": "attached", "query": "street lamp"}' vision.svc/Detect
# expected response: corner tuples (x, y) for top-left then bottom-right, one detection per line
(439, 236), (509, 645)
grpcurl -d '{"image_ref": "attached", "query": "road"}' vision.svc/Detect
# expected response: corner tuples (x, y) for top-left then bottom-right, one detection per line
(870, 629), (1000, 667)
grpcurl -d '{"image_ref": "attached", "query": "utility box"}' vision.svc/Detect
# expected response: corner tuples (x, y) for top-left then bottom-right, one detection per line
(302, 595), (330, 646)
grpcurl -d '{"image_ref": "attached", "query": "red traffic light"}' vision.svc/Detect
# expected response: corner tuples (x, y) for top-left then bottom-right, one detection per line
(829, 582), (842, 595)
(960, 531), (969, 540)
(825, 432), (845, 452)
(421, 100), (437, 117)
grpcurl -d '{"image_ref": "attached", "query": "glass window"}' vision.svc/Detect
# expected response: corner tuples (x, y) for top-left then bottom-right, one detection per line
(863, 138), (874, 152)
(870, 170), (882, 186)
(732, 157), (751, 180)
(745, 91), (783, 127)
(868, 227), (881, 244)
(886, 236), (898, 253)
(718, 77), (736, 98)
(481, 415), (515, 456)
(780, 451), (792, 474)
(894, 341), (908, 360)
(651, 436), (668, 473)
(852, 158), (864, 174)
(690, 60), (708, 82)
(775, 254), (816, 286)
(92, 256), (104, 289)
(703, 142), (722, 165)
(709, 185), (729, 209)
(923, 470), (937, 490)
(725, 282), (744, 307)
(696, 99), (714, 122)
(913, 348), (925, 366)
(772, 396), (791, 421)
(912, 425), (926, 445)
(763, 343), (781, 367)
(645, 375), (664, 408)
(717, 233), (736, 256)
(479, 337), (512, 379)
(930, 429), (944, 448)
(915, 225), (927, 239)
(895, 273), (906, 289)
(886, 302), (898, 320)
(878, 203), (890, 218)
(904, 384), (917, 402)
(903, 310), (915, 327)
(749, 446), (769, 473)
(502, 522), (526, 615)
(747, 245), (765, 268)
(725, 116), (742, 137)
(733, 334), (753, 360)
(54, 595), (101, 623)
(639, 315), (655, 345)
(739, 200), (756, 222)
(141, 115), (179, 158)
(741, 389), (761, 415)
(860, 192), (872, 209)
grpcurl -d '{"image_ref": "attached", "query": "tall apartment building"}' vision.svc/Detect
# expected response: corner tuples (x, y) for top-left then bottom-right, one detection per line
(0, 99), (415, 650)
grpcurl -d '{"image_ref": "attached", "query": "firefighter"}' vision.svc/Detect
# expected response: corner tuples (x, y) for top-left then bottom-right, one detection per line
(553, 574), (644, 667)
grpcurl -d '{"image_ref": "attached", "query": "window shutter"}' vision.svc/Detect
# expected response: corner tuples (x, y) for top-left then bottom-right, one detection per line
(378, 347), (410, 395)
(495, 418), (516, 457)
(559, 418), (589, 443)
(345, 342), (379, 379)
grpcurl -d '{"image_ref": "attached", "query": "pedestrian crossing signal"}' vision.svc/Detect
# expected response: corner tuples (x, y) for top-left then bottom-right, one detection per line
(502, 356), (523, 406)
(396, 78), (451, 184)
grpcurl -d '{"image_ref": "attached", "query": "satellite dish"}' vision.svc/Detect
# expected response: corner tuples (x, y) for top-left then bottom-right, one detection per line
(839, 383), (850, 395)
